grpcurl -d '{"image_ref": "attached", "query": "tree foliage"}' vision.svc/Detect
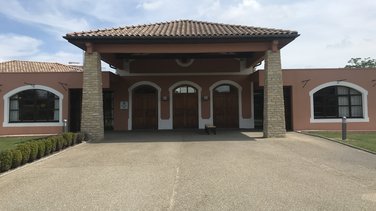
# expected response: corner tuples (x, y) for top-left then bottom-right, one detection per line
(345, 57), (376, 68)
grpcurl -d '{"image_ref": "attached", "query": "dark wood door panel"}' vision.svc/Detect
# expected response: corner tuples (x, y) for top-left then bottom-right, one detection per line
(173, 93), (198, 128)
(132, 92), (157, 129)
(213, 86), (239, 128)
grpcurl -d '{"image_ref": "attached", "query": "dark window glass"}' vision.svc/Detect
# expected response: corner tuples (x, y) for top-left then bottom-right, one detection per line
(133, 85), (156, 94)
(174, 85), (197, 94)
(9, 89), (59, 123)
(103, 91), (114, 130)
(214, 85), (238, 93)
(313, 86), (363, 119)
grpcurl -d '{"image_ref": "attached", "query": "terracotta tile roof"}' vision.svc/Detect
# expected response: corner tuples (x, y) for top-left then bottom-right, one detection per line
(0, 60), (83, 73)
(65, 20), (298, 40)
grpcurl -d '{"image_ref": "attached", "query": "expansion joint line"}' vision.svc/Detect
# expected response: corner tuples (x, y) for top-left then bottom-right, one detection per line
(167, 166), (180, 211)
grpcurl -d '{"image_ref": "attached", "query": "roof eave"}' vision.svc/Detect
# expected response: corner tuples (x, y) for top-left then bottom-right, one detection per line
(64, 34), (299, 41)
(63, 34), (299, 52)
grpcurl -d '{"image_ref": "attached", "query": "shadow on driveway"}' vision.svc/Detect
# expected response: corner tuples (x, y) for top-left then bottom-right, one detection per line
(93, 129), (263, 143)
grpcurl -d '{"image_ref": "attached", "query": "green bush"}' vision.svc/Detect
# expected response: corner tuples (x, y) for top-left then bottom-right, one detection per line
(28, 142), (39, 162)
(37, 141), (46, 159)
(62, 136), (68, 148)
(70, 133), (76, 146)
(63, 133), (74, 147)
(0, 150), (13, 172)
(76, 133), (83, 143)
(56, 136), (64, 151)
(49, 137), (57, 152)
(71, 133), (77, 145)
(17, 144), (31, 165)
(44, 139), (53, 155)
(10, 149), (22, 169)
(76, 132), (89, 143)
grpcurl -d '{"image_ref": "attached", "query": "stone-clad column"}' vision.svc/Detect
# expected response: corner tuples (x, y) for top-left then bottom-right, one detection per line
(81, 52), (104, 140)
(263, 50), (286, 137)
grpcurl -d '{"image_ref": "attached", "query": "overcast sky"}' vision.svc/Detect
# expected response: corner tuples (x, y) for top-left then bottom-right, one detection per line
(0, 0), (375, 69)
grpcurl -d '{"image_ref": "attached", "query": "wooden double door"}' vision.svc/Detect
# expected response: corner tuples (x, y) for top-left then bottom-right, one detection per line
(213, 84), (239, 128)
(173, 85), (198, 129)
(132, 85), (158, 129)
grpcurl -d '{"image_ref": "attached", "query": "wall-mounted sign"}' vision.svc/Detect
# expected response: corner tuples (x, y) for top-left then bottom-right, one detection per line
(120, 101), (128, 110)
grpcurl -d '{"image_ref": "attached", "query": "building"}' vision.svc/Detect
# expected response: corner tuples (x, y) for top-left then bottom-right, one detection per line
(1, 20), (375, 138)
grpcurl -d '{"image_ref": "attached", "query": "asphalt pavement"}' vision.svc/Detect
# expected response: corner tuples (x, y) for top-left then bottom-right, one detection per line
(0, 131), (375, 210)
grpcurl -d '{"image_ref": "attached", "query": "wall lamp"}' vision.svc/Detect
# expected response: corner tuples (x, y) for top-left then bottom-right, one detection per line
(161, 96), (169, 101)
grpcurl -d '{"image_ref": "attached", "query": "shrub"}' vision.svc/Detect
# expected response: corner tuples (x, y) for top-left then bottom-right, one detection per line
(44, 139), (53, 155)
(37, 141), (46, 159)
(76, 132), (89, 143)
(76, 132), (84, 143)
(49, 137), (57, 152)
(0, 150), (13, 172)
(10, 149), (22, 169)
(56, 136), (64, 151)
(71, 133), (77, 145)
(28, 142), (39, 162)
(70, 133), (76, 146)
(63, 133), (74, 147)
(17, 144), (31, 165)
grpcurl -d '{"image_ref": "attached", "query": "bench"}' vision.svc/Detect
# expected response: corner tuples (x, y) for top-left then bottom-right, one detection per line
(205, 124), (216, 135)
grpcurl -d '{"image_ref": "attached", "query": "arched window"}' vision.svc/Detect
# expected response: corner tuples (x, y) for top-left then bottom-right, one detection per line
(9, 89), (59, 122)
(174, 85), (197, 94)
(214, 84), (236, 93)
(313, 86), (363, 119)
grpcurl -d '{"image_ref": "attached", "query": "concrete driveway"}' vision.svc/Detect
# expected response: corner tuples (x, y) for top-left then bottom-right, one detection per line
(0, 131), (375, 210)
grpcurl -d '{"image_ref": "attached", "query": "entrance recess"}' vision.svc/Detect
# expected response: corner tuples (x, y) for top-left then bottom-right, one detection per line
(132, 85), (158, 129)
(173, 85), (198, 128)
(253, 86), (292, 131)
(213, 84), (239, 128)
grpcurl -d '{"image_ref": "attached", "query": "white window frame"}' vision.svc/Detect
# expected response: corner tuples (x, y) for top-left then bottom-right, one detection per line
(309, 81), (369, 123)
(3, 85), (64, 127)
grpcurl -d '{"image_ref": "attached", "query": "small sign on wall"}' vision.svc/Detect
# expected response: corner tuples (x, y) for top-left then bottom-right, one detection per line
(120, 101), (128, 110)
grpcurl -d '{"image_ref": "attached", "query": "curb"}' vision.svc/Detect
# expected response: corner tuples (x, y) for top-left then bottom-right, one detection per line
(299, 132), (376, 155)
(0, 142), (86, 178)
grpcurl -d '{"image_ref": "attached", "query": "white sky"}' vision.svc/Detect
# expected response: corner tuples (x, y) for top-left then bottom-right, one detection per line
(0, 0), (375, 69)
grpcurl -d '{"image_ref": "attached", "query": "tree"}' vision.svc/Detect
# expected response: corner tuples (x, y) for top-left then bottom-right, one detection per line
(345, 57), (376, 68)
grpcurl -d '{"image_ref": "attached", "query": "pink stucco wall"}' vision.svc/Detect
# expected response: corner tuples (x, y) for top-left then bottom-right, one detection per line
(258, 68), (376, 131)
(0, 72), (112, 136)
(1, 67), (375, 135)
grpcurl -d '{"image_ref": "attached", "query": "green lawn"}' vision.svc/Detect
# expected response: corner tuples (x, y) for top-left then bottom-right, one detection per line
(0, 136), (42, 152)
(307, 131), (376, 153)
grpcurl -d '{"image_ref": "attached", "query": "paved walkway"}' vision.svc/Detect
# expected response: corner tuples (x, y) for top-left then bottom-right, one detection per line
(0, 131), (375, 210)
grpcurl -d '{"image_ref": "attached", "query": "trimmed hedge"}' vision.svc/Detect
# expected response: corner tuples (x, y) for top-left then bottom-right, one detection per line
(37, 141), (46, 159)
(56, 136), (64, 151)
(76, 132), (87, 143)
(17, 144), (31, 165)
(63, 133), (75, 147)
(49, 137), (57, 153)
(10, 149), (22, 169)
(28, 142), (39, 162)
(44, 139), (53, 156)
(0, 132), (83, 173)
(0, 150), (12, 172)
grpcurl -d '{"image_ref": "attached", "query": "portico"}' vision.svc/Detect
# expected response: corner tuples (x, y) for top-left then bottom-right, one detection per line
(64, 20), (299, 140)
